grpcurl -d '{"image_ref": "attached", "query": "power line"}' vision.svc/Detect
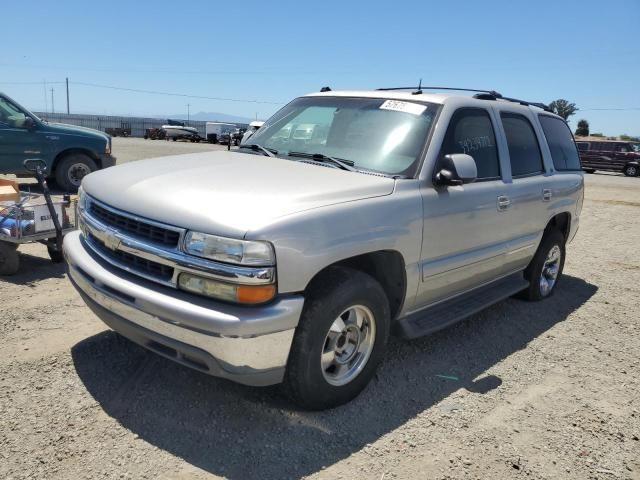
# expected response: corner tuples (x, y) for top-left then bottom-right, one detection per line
(69, 81), (285, 105)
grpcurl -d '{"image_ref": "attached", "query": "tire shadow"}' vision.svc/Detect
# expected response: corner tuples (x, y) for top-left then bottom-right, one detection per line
(71, 274), (597, 480)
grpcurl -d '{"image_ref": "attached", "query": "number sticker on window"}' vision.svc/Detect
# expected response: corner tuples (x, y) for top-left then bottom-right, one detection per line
(379, 100), (427, 116)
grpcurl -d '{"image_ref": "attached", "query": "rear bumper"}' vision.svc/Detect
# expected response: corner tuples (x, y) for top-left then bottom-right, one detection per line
(63, 231), (304, 386)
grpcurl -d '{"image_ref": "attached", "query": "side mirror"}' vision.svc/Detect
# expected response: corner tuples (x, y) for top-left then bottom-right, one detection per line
(23, 116), (36, 130)
(434, 154), (478, 186)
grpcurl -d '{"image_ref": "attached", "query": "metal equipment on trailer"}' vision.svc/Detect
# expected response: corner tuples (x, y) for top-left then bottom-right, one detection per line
(0, 160), (78, 275)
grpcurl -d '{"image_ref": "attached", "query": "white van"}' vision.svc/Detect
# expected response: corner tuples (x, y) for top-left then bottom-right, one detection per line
(205, 122), (237, 144)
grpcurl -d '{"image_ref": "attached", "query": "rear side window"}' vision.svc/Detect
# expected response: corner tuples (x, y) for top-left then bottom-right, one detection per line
(576, 142), (589, 151)
(501, 113), (544, 177)
(440, 108), (500, 180)
(538, 115), (581, 171)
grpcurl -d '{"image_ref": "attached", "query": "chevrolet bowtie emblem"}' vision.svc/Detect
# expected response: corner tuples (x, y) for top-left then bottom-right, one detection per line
(103, 229), (121, 251)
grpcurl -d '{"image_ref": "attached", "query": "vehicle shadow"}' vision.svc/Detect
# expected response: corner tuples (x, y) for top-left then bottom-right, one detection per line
(0, 251), (66, 284)
(71, 275), (596, 480)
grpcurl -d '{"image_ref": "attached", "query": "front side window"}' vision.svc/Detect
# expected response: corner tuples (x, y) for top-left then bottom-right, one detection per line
(538, 115), (581, 171)
(501, 113), (544, 177)
(439, 108), (500, 180)
(0, 97), (29, 128)
(246, 96), (439, 176)
(616, 144), (631, 153)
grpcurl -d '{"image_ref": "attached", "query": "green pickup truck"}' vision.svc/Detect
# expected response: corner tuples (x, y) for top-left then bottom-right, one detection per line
(0, 92), (115, 191)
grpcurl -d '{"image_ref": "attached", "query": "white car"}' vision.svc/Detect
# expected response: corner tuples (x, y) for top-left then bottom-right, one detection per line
(240, 121), (264, 144)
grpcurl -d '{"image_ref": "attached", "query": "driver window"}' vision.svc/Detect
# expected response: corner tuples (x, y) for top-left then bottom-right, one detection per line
(440, 108), (500, 180)
(0, 97), (29, 128)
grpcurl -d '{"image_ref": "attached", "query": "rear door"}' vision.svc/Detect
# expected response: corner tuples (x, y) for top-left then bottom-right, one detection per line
(494, 110), (549, 273)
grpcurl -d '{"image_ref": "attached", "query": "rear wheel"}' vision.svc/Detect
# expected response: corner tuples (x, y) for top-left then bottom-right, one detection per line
(518, 229), (566, 301)
(623, 164), (638, 177)
(284, 266), (390, 410)
(0, 241), (20, 275)
(54, 153), (97, 192)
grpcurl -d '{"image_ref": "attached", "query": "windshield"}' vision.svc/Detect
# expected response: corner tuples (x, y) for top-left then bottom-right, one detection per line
(245, 96), (439, 176)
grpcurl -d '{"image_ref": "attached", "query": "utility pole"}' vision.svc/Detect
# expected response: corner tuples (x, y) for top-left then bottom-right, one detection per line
(66, 77), (70, 114)
(43, 80), (48, 113)
(50, 88), (55, 113)
(187, 103), (190, 123)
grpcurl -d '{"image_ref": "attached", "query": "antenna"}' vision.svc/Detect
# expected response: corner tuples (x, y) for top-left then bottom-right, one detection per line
(412, 79), (423, 95)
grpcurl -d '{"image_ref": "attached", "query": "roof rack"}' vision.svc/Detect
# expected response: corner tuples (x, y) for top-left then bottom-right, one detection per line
(375, 84), (553, 113)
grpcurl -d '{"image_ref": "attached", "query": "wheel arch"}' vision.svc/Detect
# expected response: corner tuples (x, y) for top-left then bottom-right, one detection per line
(304, 250), (407, 321)
(545, 211), (571, 241)
(52, 148), (101, 175)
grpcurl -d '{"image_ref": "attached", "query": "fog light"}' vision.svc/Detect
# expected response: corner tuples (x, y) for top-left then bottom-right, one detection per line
(178, 273), (275, 304)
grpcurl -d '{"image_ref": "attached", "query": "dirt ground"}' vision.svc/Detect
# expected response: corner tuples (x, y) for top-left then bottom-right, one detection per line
(1, 138), (639, 480)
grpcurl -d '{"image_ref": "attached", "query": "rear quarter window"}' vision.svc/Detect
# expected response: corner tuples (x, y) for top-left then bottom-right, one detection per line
(538, 115), (582, 171)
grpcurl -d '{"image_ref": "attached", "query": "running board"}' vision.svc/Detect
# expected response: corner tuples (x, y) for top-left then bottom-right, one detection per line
(395, 273), (529, 339)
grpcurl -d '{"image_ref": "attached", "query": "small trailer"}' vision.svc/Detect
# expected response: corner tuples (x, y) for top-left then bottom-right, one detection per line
(0, 160), (77, 275)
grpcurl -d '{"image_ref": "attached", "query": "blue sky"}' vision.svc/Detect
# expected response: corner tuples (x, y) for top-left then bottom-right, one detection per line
(2, 0), (638, 134)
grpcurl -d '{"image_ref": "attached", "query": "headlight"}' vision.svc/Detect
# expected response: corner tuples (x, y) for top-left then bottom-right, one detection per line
(183, 232), (275, 266)
(77, 187), (87, 211)
(178, 273), (276, 304)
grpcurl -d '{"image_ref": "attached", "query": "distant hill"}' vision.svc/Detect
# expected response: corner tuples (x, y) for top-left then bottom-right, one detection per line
(167, 111), (253, 124)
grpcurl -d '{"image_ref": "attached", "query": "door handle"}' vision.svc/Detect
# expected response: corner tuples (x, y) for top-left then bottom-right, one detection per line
(497, 195), (511, 211)
(542, 189), (552, 201)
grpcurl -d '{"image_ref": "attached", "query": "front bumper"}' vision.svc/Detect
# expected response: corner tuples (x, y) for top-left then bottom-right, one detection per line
(63, 231), (304, 386)
(99, 154), (116, 169)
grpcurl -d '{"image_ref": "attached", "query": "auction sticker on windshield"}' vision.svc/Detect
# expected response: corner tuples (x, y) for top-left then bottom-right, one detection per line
(379, 100), (427, 116)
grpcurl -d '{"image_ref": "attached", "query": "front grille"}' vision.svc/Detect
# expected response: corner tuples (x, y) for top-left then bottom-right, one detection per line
(88, 233), (174, 281)
(88, 202), (180, 247)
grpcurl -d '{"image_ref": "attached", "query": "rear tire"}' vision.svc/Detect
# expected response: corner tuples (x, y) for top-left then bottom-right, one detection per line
(54, 153), (97, 192)
(623, 164), (638, 177)
(518, 229), (566, 301)
(283, 266), (390, 410)
(0, 242), (20, 275)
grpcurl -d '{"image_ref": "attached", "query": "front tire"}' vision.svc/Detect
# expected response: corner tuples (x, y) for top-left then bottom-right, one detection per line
(284, 266), (390, 410)
(518, 229), (566, 301)
(54, 153), (97, 192)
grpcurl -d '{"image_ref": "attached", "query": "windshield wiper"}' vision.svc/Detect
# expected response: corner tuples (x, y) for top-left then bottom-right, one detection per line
(287, 151), (356, 172)
(238, 143), (277, 157)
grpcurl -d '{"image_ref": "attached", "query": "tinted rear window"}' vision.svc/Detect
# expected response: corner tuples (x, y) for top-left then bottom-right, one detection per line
(538, 115), (581, 171)
(501, 113), (544, 177)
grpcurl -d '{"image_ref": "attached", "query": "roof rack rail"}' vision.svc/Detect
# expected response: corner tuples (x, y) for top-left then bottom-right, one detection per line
(472, 92), (553, 113)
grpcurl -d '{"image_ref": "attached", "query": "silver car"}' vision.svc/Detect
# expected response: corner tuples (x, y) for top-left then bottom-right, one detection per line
(64, 88), (584, 409)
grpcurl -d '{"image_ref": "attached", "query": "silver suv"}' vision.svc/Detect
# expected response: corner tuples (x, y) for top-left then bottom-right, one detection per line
(64, 87), (584, 409)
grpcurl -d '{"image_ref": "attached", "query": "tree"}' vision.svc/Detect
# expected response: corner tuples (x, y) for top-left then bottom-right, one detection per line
(591, 133), (604, 137)
(549, 99), (578, 120)
(575, 119), (589, 137)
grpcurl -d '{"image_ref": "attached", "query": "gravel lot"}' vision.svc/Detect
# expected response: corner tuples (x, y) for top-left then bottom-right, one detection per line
(1, 138), (639, 480)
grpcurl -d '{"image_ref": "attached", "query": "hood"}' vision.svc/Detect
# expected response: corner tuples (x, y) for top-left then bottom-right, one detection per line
(82, 151), (395, 238)
(46, 122), (110, 142)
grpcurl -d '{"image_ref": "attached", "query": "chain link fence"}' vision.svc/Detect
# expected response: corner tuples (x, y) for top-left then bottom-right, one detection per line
(33, 112), (246, 138)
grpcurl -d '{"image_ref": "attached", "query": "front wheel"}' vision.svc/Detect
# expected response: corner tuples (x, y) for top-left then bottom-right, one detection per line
(518, 229), (566, 301)
(623, 164), (638, 177)
(283, 266), (390, 410)
(54, 153), (97, 192)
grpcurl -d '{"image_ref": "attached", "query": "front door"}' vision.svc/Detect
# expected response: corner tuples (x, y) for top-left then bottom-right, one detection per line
(416, 107), (510, 307)
(0, 95), (45, 174)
